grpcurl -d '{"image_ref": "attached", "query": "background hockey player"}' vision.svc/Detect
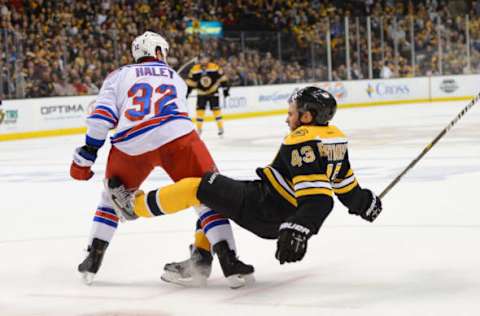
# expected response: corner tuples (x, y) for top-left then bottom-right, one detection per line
(70, 31), (253, 287)
(186, 54), (229, 136)
(108, 86), (383, 274)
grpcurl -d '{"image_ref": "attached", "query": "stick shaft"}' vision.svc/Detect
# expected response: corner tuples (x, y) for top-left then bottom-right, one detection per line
(379, 93), (480, 199)
(176, 57), (198, 74)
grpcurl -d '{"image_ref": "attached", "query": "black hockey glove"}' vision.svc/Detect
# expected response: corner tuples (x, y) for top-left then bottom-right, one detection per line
(349, 190), (382, 222)
(223, 87), (230, 98)
(275, 222), (311, 264)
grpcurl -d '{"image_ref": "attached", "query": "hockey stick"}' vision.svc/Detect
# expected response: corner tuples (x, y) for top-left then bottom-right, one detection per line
(176, 56), (198, 74)
(379, 92), (480, 199)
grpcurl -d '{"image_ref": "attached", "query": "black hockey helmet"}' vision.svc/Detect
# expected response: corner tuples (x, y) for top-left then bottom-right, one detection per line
(288, 86), (337, 125)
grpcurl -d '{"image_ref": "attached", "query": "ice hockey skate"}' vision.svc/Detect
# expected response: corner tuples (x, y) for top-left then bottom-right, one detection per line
(213, 241), (255, 289)
(161, 245), (213, 287)
(104, 177), (138, 221)
(162, 241), (254, 289)
(78, 238), (109, 285)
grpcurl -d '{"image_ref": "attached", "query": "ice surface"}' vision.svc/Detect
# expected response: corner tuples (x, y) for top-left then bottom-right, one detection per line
(1, 101), (479, 316)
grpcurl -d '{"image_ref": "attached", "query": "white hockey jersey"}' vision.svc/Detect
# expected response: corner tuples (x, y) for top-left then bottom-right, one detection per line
(85, 60), (194, 155)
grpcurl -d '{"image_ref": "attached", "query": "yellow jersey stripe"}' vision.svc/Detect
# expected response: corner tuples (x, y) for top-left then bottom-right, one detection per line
(269, 167), (295, 195)
(284, 125), (346, 145)
(294, 181), (331, 191)
(334, 169), (354, 183)
(332, 175), (356, 189)
(293, 174), (329, 184)
(263, 168), (297, 206)
(333, 179), (359, 194)
(295, 187), (333, 198)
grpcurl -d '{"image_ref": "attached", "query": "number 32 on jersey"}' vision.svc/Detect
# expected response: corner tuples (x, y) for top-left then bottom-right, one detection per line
(126, 83), (178, 121)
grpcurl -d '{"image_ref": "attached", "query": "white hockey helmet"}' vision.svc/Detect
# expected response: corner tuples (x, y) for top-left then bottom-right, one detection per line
(131, 31), (169, 62)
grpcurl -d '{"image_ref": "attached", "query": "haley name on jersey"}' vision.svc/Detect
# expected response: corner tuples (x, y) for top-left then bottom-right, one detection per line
(86, 60), (194, 155)
(256, 124), (360, 233)
(186, 63), (227, 96)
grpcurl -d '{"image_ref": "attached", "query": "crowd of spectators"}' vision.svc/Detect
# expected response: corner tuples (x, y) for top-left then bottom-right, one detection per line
(1, 0), (480, 99)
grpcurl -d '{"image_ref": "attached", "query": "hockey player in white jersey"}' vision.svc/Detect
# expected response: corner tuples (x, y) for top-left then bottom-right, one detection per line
(70, 31), (254, 288)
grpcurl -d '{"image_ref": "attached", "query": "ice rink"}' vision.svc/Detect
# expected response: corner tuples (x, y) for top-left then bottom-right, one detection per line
(1, 101), (479, 316)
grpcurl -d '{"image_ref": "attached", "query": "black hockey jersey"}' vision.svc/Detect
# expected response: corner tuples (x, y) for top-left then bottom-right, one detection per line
(256, 124), (362, 234)
(186, 62), (228, 96)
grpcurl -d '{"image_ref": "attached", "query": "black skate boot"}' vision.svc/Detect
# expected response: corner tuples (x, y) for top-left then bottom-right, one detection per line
(161, 245), (213, 287)
(78, 238), (109, 285)
(213, 241), (255, 289)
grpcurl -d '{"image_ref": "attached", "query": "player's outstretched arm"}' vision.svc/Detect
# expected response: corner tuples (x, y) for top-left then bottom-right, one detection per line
(333, 153), (383, 222)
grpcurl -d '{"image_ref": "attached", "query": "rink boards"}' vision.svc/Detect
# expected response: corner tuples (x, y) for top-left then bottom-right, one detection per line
(0, 74), (477, 141)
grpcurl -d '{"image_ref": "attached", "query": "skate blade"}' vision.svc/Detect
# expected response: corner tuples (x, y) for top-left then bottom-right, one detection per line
(81, 272), (95, 285)
(161, 271), (207, 287)
(227, 273), (255, 289)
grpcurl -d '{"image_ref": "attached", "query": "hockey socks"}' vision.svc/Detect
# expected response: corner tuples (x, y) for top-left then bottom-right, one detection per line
(133, 177), (202, 217)
(213, 109), (224, 135)
(89, 191), (120, 244)
(196, 110), (205, 133)
(194, 219), (211, 252)
(132, 178), (236, 251)
(195, 205), (236, 253)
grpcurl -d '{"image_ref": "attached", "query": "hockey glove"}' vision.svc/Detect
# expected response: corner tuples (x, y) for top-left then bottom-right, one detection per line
(275, 222), (311, 264)
(70, 145), (98, 181)
(349, 190), (382, 222)
(223, 87), (230, 98)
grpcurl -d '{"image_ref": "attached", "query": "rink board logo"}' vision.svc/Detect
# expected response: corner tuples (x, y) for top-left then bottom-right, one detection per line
(259, 91), (292, 103)
(259, 84), (347, 105)
(366, 83), (410, 98)
(0, 109), (18, 125)
(318, 82), (347, 100)
(224, 96), (247, 109)
(440, 79), (458, 93)
(40, 104), (85, 120)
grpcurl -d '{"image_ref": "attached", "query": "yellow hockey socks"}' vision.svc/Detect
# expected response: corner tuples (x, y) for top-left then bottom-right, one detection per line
(133, 178), (202, 217)
(196, 110), (205, 133)
(194, 226), (211, 252)
(213, 109), (224, 135)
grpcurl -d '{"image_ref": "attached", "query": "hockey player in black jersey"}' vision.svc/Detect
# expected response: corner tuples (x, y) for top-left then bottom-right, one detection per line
(106, 86), (382, 284)
(186, 54), (229, 136)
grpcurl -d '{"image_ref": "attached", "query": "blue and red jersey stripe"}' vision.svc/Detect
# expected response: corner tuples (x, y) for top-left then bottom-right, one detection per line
(111, 112), (190, 144)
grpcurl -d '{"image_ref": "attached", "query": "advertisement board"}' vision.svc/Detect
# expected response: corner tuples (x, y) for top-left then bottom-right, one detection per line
(339, 77), (430, 105)
(430, 75), (479, 99)
(0, 96), (95, 139)
(0, 99), (34, 134)
(1, 74), (476, 141)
